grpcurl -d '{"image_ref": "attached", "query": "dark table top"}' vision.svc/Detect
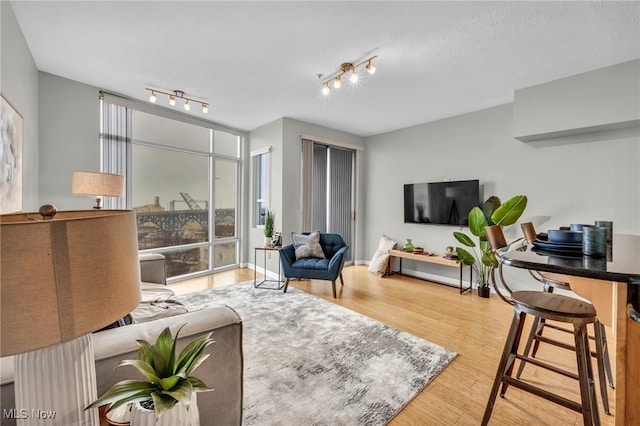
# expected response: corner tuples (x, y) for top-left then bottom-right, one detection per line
(501, 233), (640, 285)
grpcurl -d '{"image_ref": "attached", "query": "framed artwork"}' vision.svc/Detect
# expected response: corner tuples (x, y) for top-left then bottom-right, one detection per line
(1, 94), (23, 214)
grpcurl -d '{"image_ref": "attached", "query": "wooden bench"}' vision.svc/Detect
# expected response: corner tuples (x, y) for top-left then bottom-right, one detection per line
(387, 249), (472, 294)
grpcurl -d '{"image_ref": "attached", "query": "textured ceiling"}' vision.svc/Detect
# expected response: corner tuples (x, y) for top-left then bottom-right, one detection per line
(9, 1), (640, 137)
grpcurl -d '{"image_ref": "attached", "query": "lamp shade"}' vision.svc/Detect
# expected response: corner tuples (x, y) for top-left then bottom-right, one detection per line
(72, 171), (125, 197)
(1, 209), (141, 357)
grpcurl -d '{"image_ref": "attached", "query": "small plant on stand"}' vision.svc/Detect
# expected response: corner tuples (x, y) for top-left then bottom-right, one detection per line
(264, 209), (275, 247)
(453, 195), (527, 298)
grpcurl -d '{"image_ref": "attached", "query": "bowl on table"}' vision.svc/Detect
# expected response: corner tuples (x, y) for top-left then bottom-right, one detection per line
(569, 224), (591, 232)
(547, 229), (583, 244)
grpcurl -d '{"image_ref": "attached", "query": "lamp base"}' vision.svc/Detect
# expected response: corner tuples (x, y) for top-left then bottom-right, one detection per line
(14, 334), (98, 426)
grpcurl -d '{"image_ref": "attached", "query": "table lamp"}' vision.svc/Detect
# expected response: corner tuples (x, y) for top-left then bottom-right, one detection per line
(1, 206), (141, 425)
(72, 171), (125, 209)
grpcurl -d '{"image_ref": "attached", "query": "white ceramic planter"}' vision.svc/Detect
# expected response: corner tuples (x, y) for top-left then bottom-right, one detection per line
(129, 394), (200, 426)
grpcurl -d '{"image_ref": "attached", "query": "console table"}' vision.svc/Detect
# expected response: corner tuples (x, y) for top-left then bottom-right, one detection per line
(387, 249), (472, 294)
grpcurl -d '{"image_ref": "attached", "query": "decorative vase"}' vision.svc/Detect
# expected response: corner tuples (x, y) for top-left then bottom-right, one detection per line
(477, 285), (490, 298)
(129, 394), (199, 426)
(404, 239), (416, 253)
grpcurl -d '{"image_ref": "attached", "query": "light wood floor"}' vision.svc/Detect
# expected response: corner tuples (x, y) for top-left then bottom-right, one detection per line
(170, 265), (616, 425)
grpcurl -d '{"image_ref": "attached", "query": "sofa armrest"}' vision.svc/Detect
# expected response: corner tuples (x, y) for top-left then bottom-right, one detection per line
(0, 307), (243, 426)
(139, 253), (166, 285)
(94, 307), (243, 425)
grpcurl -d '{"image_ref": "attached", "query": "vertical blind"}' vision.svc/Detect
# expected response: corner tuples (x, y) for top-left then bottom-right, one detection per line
(301, 138), (354, 261)
(100, 97), (131, 209)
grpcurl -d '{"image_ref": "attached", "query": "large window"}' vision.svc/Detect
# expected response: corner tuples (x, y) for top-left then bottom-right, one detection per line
(251, 147), (270, 227)
(100, 94), (244, 281)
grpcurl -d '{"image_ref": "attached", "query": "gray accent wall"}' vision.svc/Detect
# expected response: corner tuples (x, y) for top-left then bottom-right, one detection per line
(1, 1), (39, 211)
(38, 72), (101, 210)
(363, 101), (639, 289)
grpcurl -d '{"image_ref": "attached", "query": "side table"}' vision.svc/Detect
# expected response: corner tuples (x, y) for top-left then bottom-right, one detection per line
(254, 246), (284, 290)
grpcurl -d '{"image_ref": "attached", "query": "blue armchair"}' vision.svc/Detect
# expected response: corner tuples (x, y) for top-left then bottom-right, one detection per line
(279, 233), (349, 298)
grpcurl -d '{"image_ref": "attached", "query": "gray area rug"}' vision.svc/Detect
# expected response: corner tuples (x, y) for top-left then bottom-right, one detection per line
(178, 282), (456, 425)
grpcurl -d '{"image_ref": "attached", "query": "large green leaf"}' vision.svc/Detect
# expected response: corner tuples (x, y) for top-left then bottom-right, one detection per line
(184, 353), (211, 376)
(491, 195), (527, 226)
(482, 196), (501, 221)
(455, 247), (475, 265)
(468, 207), (489, 238)
(176, 333), (214, 375)
(188, 377), (213, 393)
(85, 380), (156, 410)
(159, 375), (183, 392)
(453, 231), (475, 248)
(481, 248), (498, 268)
(136, 340), (154, 365)
(164, 379), (194, 405)
(119, 360), (160, 384)
(152, 327), (177, 377)
(151, 391), (178, 418)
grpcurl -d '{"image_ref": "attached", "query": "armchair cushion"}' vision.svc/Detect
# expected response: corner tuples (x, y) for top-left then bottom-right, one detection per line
(292, 230), (325, 260)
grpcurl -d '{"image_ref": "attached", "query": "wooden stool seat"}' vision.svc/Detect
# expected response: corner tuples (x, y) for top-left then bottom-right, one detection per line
(482, 291), (601, 426)
(515, 291), (596, 321)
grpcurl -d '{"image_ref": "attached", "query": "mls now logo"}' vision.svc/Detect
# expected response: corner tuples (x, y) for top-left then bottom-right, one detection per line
(3, 409), (56, 420)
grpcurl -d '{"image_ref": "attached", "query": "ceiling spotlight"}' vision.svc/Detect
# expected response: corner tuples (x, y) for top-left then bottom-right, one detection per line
(320, 54), (377, 95)
(145, 88), (209, 114)
(366, 61), (376, 75)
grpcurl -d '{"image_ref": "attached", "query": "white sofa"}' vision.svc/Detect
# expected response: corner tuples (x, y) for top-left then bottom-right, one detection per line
(1, 255), (243, 425)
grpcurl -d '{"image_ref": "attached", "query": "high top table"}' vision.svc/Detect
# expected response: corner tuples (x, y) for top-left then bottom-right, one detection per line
(499, 234), (640, 425)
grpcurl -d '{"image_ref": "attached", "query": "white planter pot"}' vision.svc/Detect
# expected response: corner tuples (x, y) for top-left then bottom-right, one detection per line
(264, 236), (272, 247)
(130, 394), (200, 426)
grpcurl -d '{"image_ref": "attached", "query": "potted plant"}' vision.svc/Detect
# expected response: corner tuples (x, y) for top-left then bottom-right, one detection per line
(453, 195), (527, 297)
(264, 209), (275, 246)
(86, 325), (214, 426)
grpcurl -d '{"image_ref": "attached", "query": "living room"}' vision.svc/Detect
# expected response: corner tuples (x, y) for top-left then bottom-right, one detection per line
(2, 1), (640, 425)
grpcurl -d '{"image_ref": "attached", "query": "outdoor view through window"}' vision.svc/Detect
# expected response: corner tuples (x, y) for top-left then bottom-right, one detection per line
(130, 110), (240, 279)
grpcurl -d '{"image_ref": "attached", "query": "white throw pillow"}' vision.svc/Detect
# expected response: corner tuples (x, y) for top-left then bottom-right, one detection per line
(368, 235), (397, 275)
(292, 231), (326, 260)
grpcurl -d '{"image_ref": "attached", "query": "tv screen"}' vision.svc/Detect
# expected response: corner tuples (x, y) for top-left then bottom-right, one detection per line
(404, 179), (480, 226)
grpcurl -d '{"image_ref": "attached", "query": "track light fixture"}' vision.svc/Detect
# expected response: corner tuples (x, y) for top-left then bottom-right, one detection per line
(145, 88), (209, 113)
(321, 55), (377, 95)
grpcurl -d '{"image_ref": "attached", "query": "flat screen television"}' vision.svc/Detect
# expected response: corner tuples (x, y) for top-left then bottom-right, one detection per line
(404, 179), (480, 226)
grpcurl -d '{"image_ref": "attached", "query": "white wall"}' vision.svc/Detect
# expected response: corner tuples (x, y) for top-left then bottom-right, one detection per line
(362, 102), (640, 289)
(1, 1), (39, 211)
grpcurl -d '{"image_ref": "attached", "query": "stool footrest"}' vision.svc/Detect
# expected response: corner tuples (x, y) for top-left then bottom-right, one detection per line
(516, 355), (579, 380)
(501, 376), (584, 414)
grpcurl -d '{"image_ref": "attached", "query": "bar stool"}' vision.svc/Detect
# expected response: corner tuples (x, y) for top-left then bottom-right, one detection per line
(518, 222), (613, 415)
(481, 225), (601, 426)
